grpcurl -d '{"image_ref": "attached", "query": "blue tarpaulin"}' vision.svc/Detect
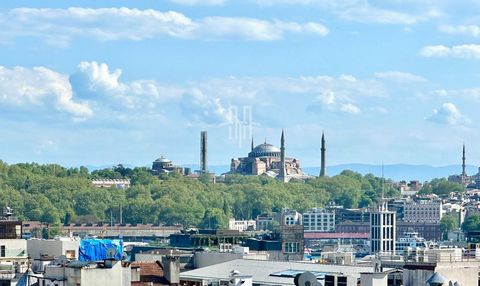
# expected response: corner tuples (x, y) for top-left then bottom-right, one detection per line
(79, 239), (123, 261)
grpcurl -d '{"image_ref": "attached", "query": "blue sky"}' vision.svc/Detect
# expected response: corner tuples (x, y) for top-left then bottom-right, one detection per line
(1, 0), (480, 168)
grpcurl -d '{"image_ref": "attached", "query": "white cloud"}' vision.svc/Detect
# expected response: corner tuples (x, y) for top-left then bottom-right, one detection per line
(420, 44), (480, 59)
(428, 102), (470, 126)
(70, 61), (184, 111)
(0, 7), (328, 44)
(374, 71), (426, 83)
(0, 65), (92, 120)
(309, 90), (362, 115)
(170, 0), (225, 5)
(180, 89), (233, 125)
(428, 88), (480, 100)
(252, 0), (441, 25)
(340, 103), (361, 114)
(439, 24), (480, 37)
(338, 4), (441, 25)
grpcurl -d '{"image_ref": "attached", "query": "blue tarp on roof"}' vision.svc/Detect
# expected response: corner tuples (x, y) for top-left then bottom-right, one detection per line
(79, 239), (123, 261)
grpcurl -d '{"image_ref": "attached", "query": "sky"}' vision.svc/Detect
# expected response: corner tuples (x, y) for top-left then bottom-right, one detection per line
(1, 0), (480, 168)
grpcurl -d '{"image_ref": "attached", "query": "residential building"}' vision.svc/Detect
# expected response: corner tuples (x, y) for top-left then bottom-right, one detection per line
(280, 209), (302, 226)
(0, 208), (29, 286)
(36, 260), (131, 286)
(228, 219), (256, 232)
(27, 237), (80, 273)
(404, 200), (443, 224)
(302, 208), (335, 232)
(255, 213), (277, 231)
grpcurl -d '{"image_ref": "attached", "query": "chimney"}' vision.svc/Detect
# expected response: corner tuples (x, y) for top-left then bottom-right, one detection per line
(163, 251), (180, 285)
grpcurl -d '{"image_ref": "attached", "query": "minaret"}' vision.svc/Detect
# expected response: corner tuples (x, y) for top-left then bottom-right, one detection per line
(279, 129), (287, 182)
(462, 143), (466, 176)
(320, 132), (326, 177)
(251, 136), (254, 152)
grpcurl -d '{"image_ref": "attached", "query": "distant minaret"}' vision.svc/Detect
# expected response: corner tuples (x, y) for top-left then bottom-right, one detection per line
(200, 131), (208, 173)
(320, 132), (326, 177)
(462, 143), (467, 176)
(251, 136), (254, 151)
(279, 130), (287, 182)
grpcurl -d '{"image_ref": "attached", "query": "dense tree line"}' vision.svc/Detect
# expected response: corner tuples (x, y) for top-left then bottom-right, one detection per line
(0, 161), (415, 229)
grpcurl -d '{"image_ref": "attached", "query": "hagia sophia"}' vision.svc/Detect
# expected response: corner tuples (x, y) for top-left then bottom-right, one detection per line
(151, 130), (327, 182)
(229, 130), (326, 182)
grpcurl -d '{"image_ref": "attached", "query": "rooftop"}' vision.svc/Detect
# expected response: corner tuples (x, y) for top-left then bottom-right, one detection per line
(180, 259), (374, 285)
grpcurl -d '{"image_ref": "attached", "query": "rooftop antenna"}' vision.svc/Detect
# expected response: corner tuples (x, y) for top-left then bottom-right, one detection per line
(381, 163), (386, 211)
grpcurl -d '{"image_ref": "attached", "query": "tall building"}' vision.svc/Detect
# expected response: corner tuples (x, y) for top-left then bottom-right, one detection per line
(229, 130), (307, 181)
(370, 201), (396, 255)
(200, 131), (208, 173)
(319, 132), (326, 177)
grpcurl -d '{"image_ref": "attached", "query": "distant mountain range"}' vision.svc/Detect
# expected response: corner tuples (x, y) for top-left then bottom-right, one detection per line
(84, 163), (479, 182)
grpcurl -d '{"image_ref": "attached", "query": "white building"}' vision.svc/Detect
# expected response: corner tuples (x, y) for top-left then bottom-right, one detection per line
(280, 209), (302, 226)
(404, 200), (443, 224)
(228, 219), (256, 232)
(37, 260), (131, 286)
(91, 179), (130, 189)
(302, 208), (335, 232)
(27, 237), (80, 273)
(370, 201), (396, 255)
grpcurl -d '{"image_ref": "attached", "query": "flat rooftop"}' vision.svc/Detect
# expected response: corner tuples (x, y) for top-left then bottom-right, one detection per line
(180, 259), (375, 285)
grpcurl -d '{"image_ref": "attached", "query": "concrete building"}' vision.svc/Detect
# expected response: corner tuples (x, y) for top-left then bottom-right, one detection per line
(280, 209), (302, 226)
(228, 219), (256, 232)
(36, 260), (131, 286)
(255, 214), (277, 231)
(302, 208), (335, 232)
(180, 259), (377, 286)
(0, 210), (29, 286)
(370, 201), (396, 254)
(27, 238), (80, 273)
(404, 200), (443, 224)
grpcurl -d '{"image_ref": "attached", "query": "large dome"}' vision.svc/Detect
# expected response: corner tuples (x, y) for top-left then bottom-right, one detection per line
(154, 156), (171, 163)
(249, 143), (281, 158)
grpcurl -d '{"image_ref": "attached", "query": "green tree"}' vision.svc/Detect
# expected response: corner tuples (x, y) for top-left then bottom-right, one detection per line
(440, 213), (459, 240)
(462, 214), (480, 233)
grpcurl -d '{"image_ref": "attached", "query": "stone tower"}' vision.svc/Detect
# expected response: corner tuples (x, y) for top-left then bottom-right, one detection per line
(200, 131), (208, 173)
(279, 129), (287, 182)
(462, 143), (466, 177)
(319, 132), (326, 177)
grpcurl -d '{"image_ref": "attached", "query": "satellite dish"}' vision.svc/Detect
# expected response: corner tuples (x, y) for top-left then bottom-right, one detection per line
(294, 272), (321, 286)
(106, 247), (117, 260)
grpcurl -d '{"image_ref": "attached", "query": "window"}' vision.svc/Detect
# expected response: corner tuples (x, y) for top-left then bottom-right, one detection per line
(284, 242), (300, 253)
(66, 250), (76, 259)
(0, 245), (5, 257)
